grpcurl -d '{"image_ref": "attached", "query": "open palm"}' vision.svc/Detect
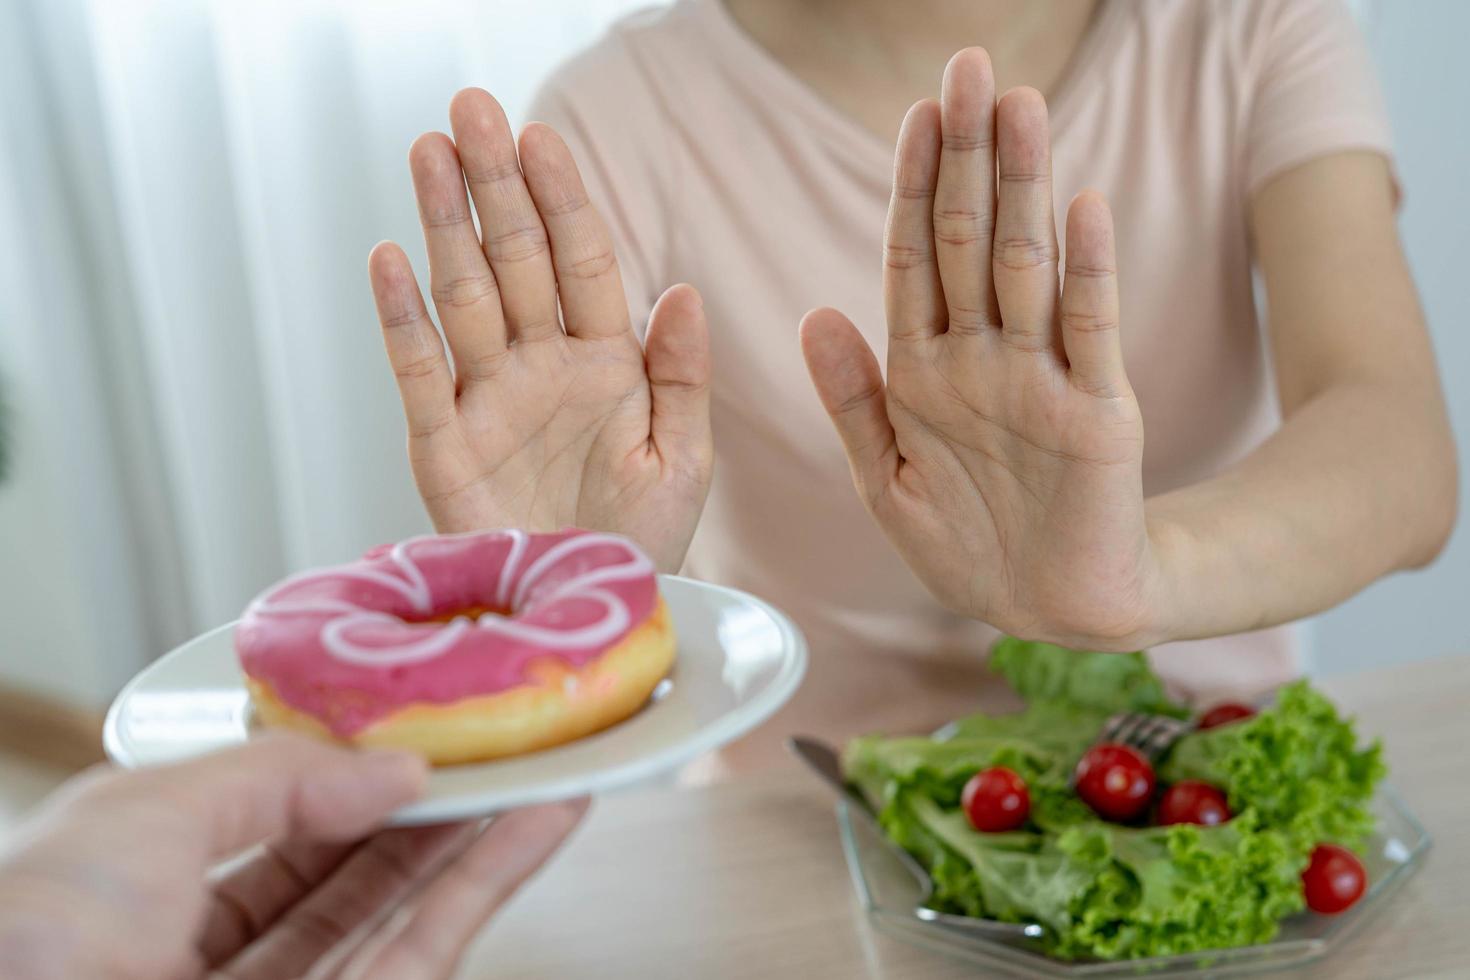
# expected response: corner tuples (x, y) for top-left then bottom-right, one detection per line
(801, 50), (1163, 649)
(369, 89), (711, 573)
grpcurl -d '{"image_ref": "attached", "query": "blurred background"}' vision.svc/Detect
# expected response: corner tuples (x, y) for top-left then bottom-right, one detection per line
(0, 0), (1466, 791)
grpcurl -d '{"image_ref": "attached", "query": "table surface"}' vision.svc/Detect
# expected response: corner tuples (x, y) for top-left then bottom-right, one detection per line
(464, 654), (1470, 979)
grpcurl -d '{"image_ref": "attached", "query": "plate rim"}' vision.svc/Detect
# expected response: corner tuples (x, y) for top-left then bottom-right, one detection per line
(103, 574), (807, 823)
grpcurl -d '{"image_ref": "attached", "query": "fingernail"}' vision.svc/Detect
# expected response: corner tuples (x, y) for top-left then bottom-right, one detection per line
(359, 748), (430, 796)
(560, 795), (593, 820)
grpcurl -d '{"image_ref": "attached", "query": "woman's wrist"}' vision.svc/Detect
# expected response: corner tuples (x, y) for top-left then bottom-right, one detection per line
(1133, 506), (1202, 650)
(995, 518), (1191, 655)
(1140, 490), (1268, 650)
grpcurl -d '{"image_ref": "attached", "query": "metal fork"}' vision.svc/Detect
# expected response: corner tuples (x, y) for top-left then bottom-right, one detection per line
(1093, 712), (1193, 765)
(788, 736), (1044, 941)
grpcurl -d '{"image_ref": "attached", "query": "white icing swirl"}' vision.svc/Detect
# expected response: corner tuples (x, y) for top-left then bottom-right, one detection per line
(251, 530), (654, 668)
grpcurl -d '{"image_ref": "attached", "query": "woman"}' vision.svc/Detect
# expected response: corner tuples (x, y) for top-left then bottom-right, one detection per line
(366, 0), (1456, 772)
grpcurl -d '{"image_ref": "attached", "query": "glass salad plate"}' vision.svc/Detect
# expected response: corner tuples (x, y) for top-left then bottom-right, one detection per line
(837, 786), (1429, 978)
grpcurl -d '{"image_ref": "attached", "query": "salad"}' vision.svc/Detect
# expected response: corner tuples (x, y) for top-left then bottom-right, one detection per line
(842, 638), (1386, 960)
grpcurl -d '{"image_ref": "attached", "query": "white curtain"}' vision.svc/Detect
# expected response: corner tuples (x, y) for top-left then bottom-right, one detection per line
(0, 0), (655, 704)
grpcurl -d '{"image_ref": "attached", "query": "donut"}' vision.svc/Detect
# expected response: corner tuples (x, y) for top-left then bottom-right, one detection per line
(234, 529), (674, 764)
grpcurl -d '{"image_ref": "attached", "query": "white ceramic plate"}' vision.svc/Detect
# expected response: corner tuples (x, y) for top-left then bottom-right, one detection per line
(104, 575), (807, 824)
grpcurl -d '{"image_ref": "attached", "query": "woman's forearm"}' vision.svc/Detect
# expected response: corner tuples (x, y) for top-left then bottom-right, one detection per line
(1145, 378), (1457, 643)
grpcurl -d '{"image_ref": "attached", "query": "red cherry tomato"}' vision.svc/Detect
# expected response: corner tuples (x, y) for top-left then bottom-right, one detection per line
(1302, 844), (1367, 914)
(1074, 743), (1156, 822)
(1197, 702), (1255, 730)
(1157, 780), (1232, 826)
(962, 766), (1031, 832)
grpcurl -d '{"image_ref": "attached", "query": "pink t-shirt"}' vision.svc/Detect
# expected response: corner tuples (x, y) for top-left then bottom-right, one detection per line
(528, 0), (1394, 770)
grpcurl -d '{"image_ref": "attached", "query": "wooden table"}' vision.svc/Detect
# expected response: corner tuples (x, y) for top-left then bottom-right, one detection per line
(464, 655), (1470, 979)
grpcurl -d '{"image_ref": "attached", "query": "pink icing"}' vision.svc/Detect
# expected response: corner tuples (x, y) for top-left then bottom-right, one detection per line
(234, 529), (659, 736)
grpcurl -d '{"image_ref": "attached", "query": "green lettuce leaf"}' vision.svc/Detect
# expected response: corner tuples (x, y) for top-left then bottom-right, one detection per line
(988, 637), (1189, 718)
(840, 638), (1387, 961)
(1159, 680), (1385, 850)
(846, 709), (1098, 832)
(843, 733), (1056, 808)
(1050, 816), (1307, 959)
(942, 699), (1107, 756)
(909, 796), (1092, 934)
(888, 790), (1309, 960)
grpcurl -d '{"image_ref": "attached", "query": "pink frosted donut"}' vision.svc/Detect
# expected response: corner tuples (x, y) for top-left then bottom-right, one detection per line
(235, 528), (675, 764)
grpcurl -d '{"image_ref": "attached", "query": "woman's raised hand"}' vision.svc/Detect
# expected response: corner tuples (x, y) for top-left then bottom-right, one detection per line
(369, 89), (711, 573)
(800, 49), (1168, 650)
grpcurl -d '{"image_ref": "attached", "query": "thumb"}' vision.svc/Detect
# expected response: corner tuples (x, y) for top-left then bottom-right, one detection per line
(137, 734), (428, 858)
(799, 307), (899, 503)
(644, 283), (712, 480)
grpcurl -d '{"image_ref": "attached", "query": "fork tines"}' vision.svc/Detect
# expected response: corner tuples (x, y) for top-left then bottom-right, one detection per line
(1098, 712), (1192, 764)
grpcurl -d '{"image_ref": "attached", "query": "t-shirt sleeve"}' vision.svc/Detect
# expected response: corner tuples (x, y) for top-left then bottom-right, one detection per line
(1244, 0), (1394, 196)
(525, 34), (671, 339)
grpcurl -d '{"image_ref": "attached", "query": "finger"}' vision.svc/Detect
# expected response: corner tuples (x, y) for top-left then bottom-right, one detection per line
(197, 840), (357, 966)
(645, 284), (712, 476)
(884, 99), (945, 341)
(217, 824), (477, 980)
(368, 242), (458, 439)
(517, 123), (633, 341)
(934, 48), (1000, 337)
(992, 87), (1060, 352)
(408, 132), (507, 381)
(134, 734), (427, 861)
(1061, 191), (1126, 396)
(448, 88), (561, 343)
(799, 307), (900, 505)
(0, 744), (419, 980)
(344, 799), (589, 980)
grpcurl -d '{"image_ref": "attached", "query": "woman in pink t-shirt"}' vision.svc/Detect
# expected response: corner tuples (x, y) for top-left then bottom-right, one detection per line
(365, 0), (1456, 770)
